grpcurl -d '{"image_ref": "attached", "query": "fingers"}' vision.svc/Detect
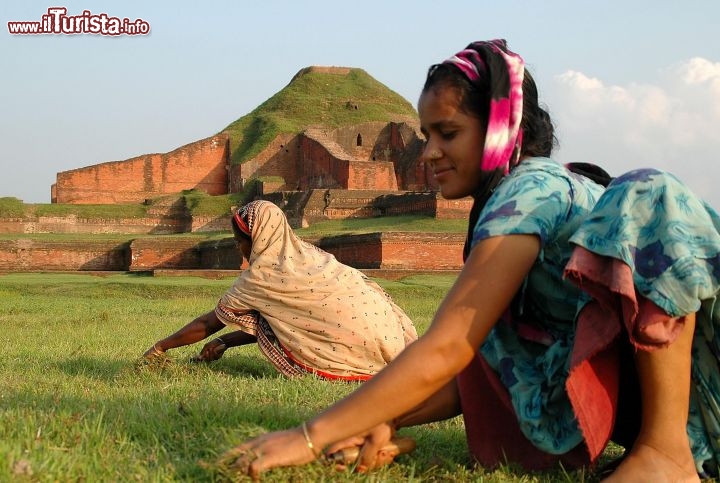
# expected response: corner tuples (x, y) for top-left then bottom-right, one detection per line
(355, 434), (408, 472)
(355, 446), (398, 473)
(218, 445), (264, 480)
(142, 345), (165, 360)
(218, 443), (252, 464)
(193, 343), (218, 363)
(375, 447), (399, 467)
(247, 452), (267, 481)
(198, 341), (224, 361)
(217, 429), (319, 479)
(325, 435), (365, 455)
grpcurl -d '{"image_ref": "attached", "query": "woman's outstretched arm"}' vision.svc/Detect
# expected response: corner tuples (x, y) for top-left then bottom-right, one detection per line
(220, 234), (541, 477)
(143, 310), (225, 357)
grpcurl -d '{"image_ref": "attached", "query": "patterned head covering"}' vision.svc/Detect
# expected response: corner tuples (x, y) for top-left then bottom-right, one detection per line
(232, 204), (253, 239)
(442, 39), (525, 175)
(430, 40), (526, 260)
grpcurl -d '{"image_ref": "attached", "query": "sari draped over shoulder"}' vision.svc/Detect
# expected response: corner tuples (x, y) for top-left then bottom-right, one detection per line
(215, 200), (417, 381)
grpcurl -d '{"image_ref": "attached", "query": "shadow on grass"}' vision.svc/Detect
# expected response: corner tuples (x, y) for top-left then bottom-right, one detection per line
(51, 356), (125, 380)
(50, 349), (279, 383)
(4, 393), (307, 481)
(135, 351), (280, 380)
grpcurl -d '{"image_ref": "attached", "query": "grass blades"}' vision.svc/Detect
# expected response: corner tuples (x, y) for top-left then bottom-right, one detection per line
(0, 273), (612, 482)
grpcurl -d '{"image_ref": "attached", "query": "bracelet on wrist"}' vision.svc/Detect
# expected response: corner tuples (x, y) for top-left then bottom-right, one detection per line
(301, 421), (321, 458)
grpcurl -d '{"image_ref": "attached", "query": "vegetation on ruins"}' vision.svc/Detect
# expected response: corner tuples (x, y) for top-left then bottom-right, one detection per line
(2, 191), (240, 221)
(0, 196), (148, 219)
(180, 189), (240, 217)
(0, 197), (25, 217)
(221, 68), (419, 165)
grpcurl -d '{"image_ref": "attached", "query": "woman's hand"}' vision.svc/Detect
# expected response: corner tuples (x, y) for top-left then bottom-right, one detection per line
(217, 427), (317, 479)
(142, 344), (165, 360)
(324, 422), (399, 471)
(192, 339), (227, 362)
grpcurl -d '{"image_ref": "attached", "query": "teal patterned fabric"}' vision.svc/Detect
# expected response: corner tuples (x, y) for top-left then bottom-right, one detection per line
(474, 157), (603, 454)
(570, 168), (720, 475)
(472, 158), (720, 473)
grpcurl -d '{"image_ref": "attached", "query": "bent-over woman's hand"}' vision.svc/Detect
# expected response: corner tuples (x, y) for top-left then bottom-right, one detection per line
(217, 426), (318, 479)
(142, 344), (165, 360)
(192, 339), (227, 362)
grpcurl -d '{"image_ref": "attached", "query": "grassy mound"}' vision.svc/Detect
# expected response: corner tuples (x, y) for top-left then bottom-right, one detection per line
(221, 68), (418, 165)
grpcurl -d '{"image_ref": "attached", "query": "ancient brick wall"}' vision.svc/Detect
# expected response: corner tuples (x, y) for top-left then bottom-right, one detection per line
(0, 193), (467, 236)
(331, 122), (389, 159)
(297, 136), (347, 189)
(375, 232), (465, 269)
(226, 121), (428, 196)
(378, 192), (436, 216)
(198, 238), (246, 270)
(301, 189), (400, 222)
(0, 215), (189, 235)
(128, 237), (202, 271)
(236, 133), (297, 190)
(0, 239), (129, 271)
(346, 160), (398, 190)
(311, 233), (384, 268)
(128, 237), (247, 271)
(312, 232), (465, 270)
(0, 232), (464, 272)
(53, 134), (230, 204)
(401, 137), (434, 191)
(436, 196), (473, 219)
(190, 214), (232, 233)
(236, 134), (340, 192)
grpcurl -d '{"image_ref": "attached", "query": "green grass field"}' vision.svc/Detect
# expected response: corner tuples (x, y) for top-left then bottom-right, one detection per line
(0, 272), (612, 482)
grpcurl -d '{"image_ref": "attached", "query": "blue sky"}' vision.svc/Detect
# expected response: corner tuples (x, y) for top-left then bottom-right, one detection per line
(2, 1), (719, 207)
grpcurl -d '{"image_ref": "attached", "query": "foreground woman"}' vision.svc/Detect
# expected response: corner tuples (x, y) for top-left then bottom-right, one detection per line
(218, 40), (720, 482)
(143, 200), (417, 381)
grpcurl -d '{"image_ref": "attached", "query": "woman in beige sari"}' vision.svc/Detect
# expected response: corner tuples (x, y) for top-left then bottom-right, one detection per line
(143, 200), (417, 381)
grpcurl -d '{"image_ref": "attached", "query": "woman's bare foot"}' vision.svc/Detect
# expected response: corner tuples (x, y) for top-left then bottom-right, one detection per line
(602, 442), (699, 483)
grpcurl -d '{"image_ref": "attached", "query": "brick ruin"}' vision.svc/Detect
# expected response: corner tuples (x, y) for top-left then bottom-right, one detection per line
(0, 232), (465, 273)
(2, 66), (473, 274)
(51, 66), (438, 208)
(52, 134), (230, 204)
(52, 121), (434, 206)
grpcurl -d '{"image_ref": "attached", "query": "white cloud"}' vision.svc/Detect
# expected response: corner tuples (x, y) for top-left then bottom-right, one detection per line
(681, 57), (720, 85)
(545, 57), (720, 209)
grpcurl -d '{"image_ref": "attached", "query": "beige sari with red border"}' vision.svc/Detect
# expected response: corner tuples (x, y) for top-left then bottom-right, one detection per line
(215, 200), (417, 380)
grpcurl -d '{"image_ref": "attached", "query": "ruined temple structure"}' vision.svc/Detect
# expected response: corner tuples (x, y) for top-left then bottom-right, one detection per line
(51, 66), (440, 207)
(1, 67), (473, 273)
(52, 134), (230, 204)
